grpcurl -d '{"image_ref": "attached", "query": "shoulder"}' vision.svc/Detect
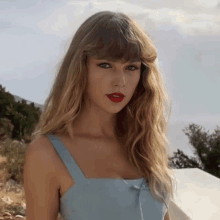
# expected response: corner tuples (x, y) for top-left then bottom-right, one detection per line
(24, 135), (60, 219)
(26, 135), (60, 174)
(28, 134), (55, 154)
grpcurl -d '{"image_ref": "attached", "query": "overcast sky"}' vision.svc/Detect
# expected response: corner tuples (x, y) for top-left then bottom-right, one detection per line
(1, 0), (220, 163)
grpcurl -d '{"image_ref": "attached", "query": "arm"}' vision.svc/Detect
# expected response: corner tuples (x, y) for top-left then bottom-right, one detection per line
(23, 137), (60, 220)
(164, 210), (171, 220)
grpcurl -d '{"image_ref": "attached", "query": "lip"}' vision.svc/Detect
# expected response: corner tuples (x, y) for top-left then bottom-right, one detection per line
(106, 93), (125, 98)
(107, 95), (124, 103)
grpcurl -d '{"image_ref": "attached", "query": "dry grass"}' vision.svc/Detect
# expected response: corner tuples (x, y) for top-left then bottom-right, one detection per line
(0, 139), (63, 220)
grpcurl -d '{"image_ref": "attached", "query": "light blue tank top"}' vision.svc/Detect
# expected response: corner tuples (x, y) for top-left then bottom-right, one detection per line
(46, 133), (169, 220)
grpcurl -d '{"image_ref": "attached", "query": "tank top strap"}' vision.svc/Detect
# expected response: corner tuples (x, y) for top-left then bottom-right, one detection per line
(46, 133), (86, 185)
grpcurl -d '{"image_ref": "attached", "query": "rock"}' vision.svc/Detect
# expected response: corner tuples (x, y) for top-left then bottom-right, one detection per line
(0, 180), (26, 218)
(1, 196), (13, 205)
(2, 212), (12, 217)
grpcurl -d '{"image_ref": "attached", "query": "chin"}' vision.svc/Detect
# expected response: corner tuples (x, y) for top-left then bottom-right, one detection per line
(106, 105), (126, 114)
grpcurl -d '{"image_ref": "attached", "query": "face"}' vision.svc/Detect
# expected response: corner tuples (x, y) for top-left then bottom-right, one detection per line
(84, 56), (141, 113)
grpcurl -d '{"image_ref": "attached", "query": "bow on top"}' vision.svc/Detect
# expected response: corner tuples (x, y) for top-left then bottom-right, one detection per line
(127, 180), (166, 220)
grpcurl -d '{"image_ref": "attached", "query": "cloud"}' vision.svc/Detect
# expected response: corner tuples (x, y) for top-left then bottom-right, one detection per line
(36, 1), (220, 38)
(1, 0), (219, 39)
(0, 20), (14, 29)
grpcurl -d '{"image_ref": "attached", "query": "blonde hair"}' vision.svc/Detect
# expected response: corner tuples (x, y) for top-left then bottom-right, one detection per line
(31, 11), (176, 205)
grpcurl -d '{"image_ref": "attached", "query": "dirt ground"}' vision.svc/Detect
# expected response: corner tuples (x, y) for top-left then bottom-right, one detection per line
(0, 153), (26, 219)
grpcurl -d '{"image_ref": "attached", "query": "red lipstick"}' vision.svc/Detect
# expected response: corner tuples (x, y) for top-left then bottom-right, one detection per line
(107, 93), (125, 103)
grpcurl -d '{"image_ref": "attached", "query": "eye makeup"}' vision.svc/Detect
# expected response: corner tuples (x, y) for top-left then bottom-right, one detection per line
(97, 62), (139, 71)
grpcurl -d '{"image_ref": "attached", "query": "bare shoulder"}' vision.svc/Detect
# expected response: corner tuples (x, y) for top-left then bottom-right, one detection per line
(24, 135), (60, 219)
(28, 134), (53, 151)
(26, 135), (60, 176)
(25, 135), (61, 184)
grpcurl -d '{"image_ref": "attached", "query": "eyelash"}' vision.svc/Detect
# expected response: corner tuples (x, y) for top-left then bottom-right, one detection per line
(98, 63), (139, 71)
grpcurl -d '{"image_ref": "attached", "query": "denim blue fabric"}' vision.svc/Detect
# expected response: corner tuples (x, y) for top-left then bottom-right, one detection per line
(46, 133), (169, 220)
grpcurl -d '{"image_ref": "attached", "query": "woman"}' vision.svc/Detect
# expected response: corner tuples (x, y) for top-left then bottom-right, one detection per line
(24, 10), (176, 220)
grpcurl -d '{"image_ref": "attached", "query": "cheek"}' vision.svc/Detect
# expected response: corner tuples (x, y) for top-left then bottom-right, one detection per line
(128, 74), (141, 89)
(87, 74), (107, 95)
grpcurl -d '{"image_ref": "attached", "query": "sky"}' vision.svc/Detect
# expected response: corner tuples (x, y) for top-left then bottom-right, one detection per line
(0, 0), (220, 164)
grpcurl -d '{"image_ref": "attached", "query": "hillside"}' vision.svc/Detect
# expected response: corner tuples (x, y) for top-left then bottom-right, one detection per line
(12, 94), (44, 112)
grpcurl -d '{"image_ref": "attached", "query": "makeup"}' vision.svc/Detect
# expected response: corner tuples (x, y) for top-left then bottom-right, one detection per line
(106, 93), (125, 103)
(107, 96), (124, 103)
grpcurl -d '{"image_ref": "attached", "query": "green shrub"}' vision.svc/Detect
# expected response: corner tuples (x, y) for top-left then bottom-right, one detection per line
(0, 117), (14, 139)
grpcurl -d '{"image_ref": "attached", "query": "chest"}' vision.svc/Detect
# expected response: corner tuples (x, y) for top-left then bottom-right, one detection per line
(62, 135), (140, 176)
(53, 134), (143, 198)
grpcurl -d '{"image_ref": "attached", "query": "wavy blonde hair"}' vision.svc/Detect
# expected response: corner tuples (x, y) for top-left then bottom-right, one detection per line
(31, 11), (176, 205)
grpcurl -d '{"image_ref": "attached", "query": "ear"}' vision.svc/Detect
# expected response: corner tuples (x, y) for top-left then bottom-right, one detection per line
(164, 210), (171, 220)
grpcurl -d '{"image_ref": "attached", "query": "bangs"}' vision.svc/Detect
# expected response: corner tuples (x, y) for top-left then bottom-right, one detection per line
(85, 18), (142, 63)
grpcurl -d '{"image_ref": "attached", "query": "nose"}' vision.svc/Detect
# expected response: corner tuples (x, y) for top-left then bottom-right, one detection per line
(113, 70), (126, 87)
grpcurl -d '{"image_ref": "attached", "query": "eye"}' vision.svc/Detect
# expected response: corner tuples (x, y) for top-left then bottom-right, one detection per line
(98, 63), (139, 71)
